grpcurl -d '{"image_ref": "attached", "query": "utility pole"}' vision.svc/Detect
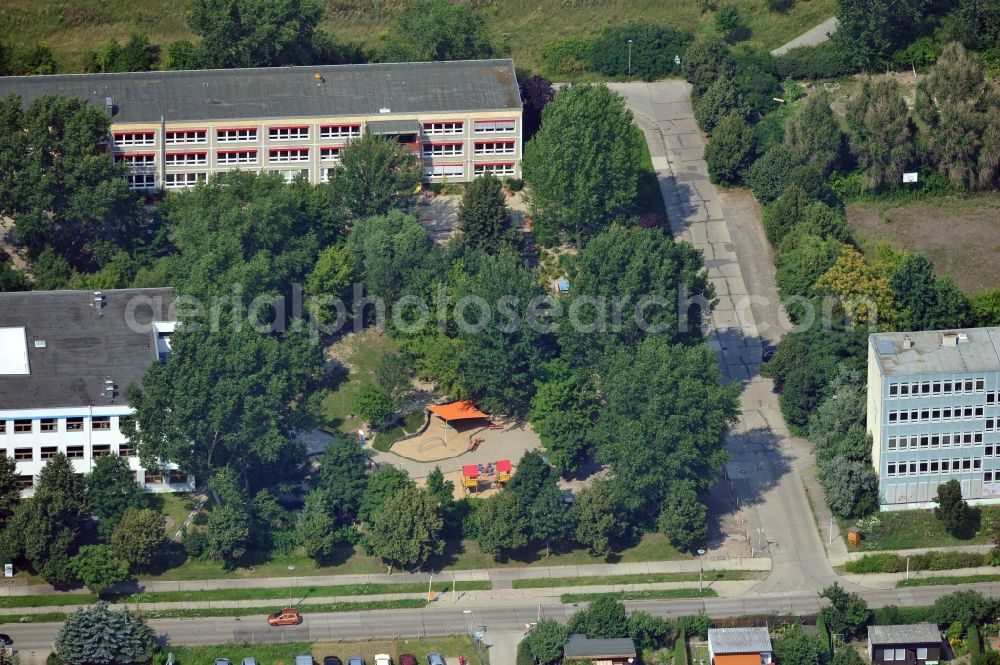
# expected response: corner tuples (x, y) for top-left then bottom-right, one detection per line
(627, 40), (633, 77)
(287, 565), (295, 607)
(697, 548), (706, 593)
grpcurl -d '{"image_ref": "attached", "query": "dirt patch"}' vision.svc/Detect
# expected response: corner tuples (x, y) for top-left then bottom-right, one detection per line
(847, 194), (1000, 294)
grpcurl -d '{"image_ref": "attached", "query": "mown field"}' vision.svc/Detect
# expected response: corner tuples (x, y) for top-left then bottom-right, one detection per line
(0, 0), (836, 73)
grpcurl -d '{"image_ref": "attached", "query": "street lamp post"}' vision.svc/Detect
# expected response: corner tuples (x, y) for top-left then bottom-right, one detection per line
(463, 609), (472, 636)
(287, 565), (295, 607)
(697, 548), (706, 593)
(756, 528), (765, 553)
(627, 40), (634, 77)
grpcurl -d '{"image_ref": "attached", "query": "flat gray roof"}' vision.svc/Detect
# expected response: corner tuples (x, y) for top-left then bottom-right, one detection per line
(0, 288), (174, 411)
(0, 59), (521, 124)
(564, 635), (637, 659)
(868, 624), (941, 645)
(870, 327), (1000, 377)
(708, 627), (773, 654)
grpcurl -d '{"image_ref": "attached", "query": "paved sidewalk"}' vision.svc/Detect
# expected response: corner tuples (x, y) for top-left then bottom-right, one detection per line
(843, 565), (1000, 590)
(770, 17), (840, 55)
(830, 543), (993, 567)
(0, 557), (770, 597)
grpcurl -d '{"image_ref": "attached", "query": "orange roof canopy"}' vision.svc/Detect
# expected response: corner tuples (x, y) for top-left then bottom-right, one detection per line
(427, 400), (489, 421)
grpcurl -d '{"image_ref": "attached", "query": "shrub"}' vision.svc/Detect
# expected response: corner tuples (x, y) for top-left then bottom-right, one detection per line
(874, 604), (936, 625)
(776, 42), (855, 79)
(506, 178), (524, 192)
(817, 614), (832, 658)
(969, 624), (982, 658)
(766, 0), (794, 11)
(844, 551), (990, 573)
(588, 23), (693, 80)
(715, 5), (747, 42)
(539, 37), (594, 77)
(674, 630), (688, 665)
(705, 112), (756, 185)
(745, 145), (799, 203)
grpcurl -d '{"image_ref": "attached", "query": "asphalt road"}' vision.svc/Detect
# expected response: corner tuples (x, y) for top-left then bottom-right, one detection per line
(10, 584), (1000, 650)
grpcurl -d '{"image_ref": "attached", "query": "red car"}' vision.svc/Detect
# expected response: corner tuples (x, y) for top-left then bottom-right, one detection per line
(398, 656), (417, 665)
(268, 608), (303, 626)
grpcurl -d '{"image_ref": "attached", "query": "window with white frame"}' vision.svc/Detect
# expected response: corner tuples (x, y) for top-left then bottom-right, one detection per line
(165, 152), (208, 166)
(883, 650), (895, 660)
(320, 147), (342, 162)
(320, 167), (335, 184)
(423, 121), (464, 135)
(217, 127), (258, 143)
(474, 140), (516, 155)
(268, 126), (309, 141)
(474, 163), (515, 177)
(474, 119), (516, 134)
(320, 124), (361, 140)
(165, 129), (207, 145)
(114, 153), (155, 167)
(424, 164), (464, 179)
(114, 131), (155, 146)
(127, 174), (156, 190)
(269, 148), (309, 163)
(423, 143), (463, 157)
(895, 650), (905, 660)
(217, 150), (258, 165)
(164, 172), (207, 188)
(273, 169), (309, 183)
(917, 648), (928, 660)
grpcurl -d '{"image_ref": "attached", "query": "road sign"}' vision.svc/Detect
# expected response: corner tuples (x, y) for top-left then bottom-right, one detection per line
(3, 564), (11, 578)
(674, 55), (681, 66)
(827, 518), (835, 525)
(903, 172), (918, 183)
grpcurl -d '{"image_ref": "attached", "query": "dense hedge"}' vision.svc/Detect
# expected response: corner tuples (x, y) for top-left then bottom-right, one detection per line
(674, 630), (688, 665)
(540, 23), (693, 80)
(844, 551), (991, 574)
(817, 614), (832, 658)
(969, 624), (983, 658)
(516, 638), (533, 665)
(775, 41), (856, 79)
(873, 605), (936, 625)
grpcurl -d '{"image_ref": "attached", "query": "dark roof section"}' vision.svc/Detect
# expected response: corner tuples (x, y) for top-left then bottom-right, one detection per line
(0, 60), (522, 124)
(366, 119), (422, 134)
(868, 625), (941, 645)
(564, 634), (637, 659)
(0, 288), (174, 410)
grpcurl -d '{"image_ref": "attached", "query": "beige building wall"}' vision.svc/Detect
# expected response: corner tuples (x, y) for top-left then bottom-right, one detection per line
(867, 338), (885, 475)
(110, 109), (523, 190)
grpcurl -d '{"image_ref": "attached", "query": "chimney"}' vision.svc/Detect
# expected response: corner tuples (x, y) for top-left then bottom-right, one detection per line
(941, 332), (958, 347)
(902, 335), (914, 349)
(105, 96), (114, 117)
(313, 72), (324, 84)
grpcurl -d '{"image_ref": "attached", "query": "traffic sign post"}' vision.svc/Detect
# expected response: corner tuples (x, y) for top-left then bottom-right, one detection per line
(827, 518), (835, 543)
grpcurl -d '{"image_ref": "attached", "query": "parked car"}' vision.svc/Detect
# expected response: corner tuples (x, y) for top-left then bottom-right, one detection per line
(374, 655), (392, 665)
(295, 656), (313, 665)
(242, 659), (259, 665)
(214, 660), (230, 665)
(347, 658), (365, 665)
(0, 635), (11, 646)
(323, 657), (343, 665)
(399, 655), (417, 665)
(426, 655), (446, 665)
(268, 608), (303, 626)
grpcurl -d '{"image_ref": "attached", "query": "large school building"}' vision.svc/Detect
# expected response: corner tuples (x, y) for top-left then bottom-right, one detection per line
(0, 59), (523, 190)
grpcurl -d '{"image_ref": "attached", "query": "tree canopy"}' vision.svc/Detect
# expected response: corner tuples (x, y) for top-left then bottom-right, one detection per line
(56, 602), (155, 665)
(376, 0), (495, 62)
(328, 133), (422, 220)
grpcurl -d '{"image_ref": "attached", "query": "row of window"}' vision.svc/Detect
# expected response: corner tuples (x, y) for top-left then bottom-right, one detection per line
(0, 417), (113, 434)
(887, 431), (985, 449)
(15, 470), (187, 490)
(3, 442), (133, 461)
(113, 120), (516, 147)
(881, 649), (928, 661)
(886, 458), (982, 477)
(422, 141), (516, 157)
(888, 378), (987, 398)
(424, 163), (517, 179)
(888, 405), (986, 424)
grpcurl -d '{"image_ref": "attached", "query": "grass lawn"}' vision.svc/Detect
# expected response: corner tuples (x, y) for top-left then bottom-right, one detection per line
(320, 328), (398, 435)
(512, 570), (758, 589)
(4, 0), (835, 74)
(146, 492), (200, 537)
(843, 506), (999, 551)
(897, 574), (1000, 588)
(313, 637), (485, 664)
(374, 410), (427, 452)
(560, 588), (716, 602)
(635, 125), (668, 221)
(847, 193), (1000, 294)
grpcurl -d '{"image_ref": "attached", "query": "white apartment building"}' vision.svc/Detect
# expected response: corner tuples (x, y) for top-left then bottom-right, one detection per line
(868, 327), (1000, 510)
(0, 288), (192, 495)
(0, 59), (524, 189)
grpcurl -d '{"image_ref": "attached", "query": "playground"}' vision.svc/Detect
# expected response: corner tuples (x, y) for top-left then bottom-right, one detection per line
(389, 400), (512, 463)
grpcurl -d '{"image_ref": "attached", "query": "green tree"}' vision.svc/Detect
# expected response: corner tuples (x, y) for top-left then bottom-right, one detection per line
(206, 504), (252, 565)
(315, 434), (371, 522)
(4, 453), (86, 584)
(521, 75), (555, 141)
(529, 360), (595, 475)
(705, 112), (756, 185)
(526, 618), (569, 665)
(774, 234), (842, 301)
(715, 5), (747, 42)
(329, 133), (422, 220)
(69, 545), (129, 596)
(457, 174), (516, 253)
(971, 289), (1000, 326)
(0, 253), (30, 293)
(55, 602), (155, 665)
(785, 91), (844, 174)
(593, 337), (740, 518)
(695, 77), (750, 134)
(522, 84), (643, 246)
(347, 210), (437, 304)
(773, 623), (826, 665)
(573, 480), (626, 557)
(360, 466), (415, 523)
(83, 33), (159, 73)
(165, 40), (203, 69)
(377, 0), (494, 62)
(187, 0), (335, 68)
(366, 486), (444, 572)
(628, 611), (673, 650)
(306, 242), (355, 324)
(0, 42), (56, 75)
(834, 0), (922, 69)
(87, 455), (144, 540)
(353, 383), (394, 426)
(931, 590), (997, 627)
(745, 144), (799, 203)
(823, 461), (878, 518)
(529, 478), (577, 557)
(935, 479), (970, 536)
(568, 596), (630, 638)
(846, 78), (916, 191)
(819, 582), (872, 639)
(0, 94), (142, 271)
(890, 253), (970, 331)
(763, 185), (813, 247)
(658, 480), (709, 552)
(111, 508), (165, 571)
(298, 491), (339, 562)
(832, 646), (866, 665)
(556, 226), (712, 367)
(374, 351), (415, 414)
(588, 23), (694, 81)
(0, 455), (19, 523)
(472, 490), (530, 560)
(681, 38), (734, 98)
(425, 466), (455, 511)
(506, 450), (550, 505)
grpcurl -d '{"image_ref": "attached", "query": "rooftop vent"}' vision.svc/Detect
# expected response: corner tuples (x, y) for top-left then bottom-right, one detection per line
(957, 332), (969, 343)
(313, 72), (324, 84)
(104, 96), (114, 117)
(104, 376), (117, 398)
(902, 335), (914, 349)
(942, 332), (958, 347)
(33, 340), (46, 349)
(93, 291), (106, 309)
(379, 107), (391, 114)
